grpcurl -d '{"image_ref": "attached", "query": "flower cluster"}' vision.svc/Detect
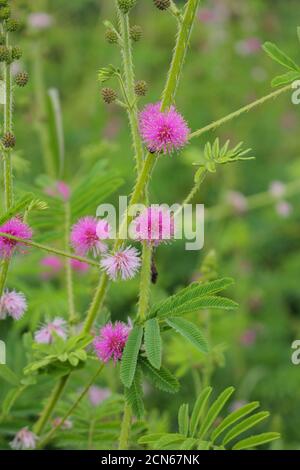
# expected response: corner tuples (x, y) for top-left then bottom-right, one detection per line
(0, 290), (27, 320)
(93, 321), (131, 363)
(0, 217), (32, 258)
(70, 216), (110, 257)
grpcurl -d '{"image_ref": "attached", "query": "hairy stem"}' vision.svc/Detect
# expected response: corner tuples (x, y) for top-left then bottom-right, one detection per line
(137, 242), (152, 321)
(189, 84), (292, 140)
(118, 402), (132, 450)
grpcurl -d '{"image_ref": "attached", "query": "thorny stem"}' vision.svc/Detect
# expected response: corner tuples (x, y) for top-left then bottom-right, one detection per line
(118, 402), (132, 450)
(38, 365), (104, 448)
(64, 202), (76, 330)
(137, 242), (152, 321)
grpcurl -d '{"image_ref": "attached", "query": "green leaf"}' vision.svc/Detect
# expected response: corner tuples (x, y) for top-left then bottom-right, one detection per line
(211, 401), (260, 443)
(120, 326), (143, 388)
(46, 88), (65, 178)
(178, 403), (189, 437)
(153, 433), (185, 450)
(271, 71), (300, 87)
(263, 42), (300, 71)
(233, 432), (280, 450)
(0, 193), (35, 225)
(138, 433), (165, 445)
(98, 65), (119, 83)
(1, 385), (27, 416)
(190, 386), (212, 437)
(223, 411), (270, 446)
(139, 357), (180, 393)
(144, 319), (162, 369)
(0, 365), (20, 386)
(159, 296), (238, 319)
(124, 367), (144, 419)
(167, 318), (208, 353)
(180, 438), (197, 450)
(199, 386), (235, 439)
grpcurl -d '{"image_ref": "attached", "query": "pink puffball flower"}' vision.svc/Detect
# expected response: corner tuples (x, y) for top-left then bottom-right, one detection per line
(70, 216), (110, 257)
(34, 317), (67, 344)
(27, 12), (54, 30)
(239, 329), (257, 347)
(227, 191), (248, 215)
(0, 217), (32, 258)
(276, 201), (292, 218)
(88, 386), (111, 406)
(52, 417), (73, 430)
(45, 181), (71, 201)
(139, 102), (190, 154)
(0, 290), (27, 320)
(100, 246), (141, 281)
(269, 180), (286, 199)
(93, 321), (131, 364)
(40, 256), (63, 279)
(70, 258), (90, 273)
(133, 206), (175, 246)
(10, 427), (37, 450)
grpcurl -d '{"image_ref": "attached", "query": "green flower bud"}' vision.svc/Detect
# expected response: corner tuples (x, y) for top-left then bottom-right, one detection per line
(101, 87), (117, 104)
(6, 19), (20, 32)
(0, 45), (9, 62)
(154, 0), (170, 10)
(105, 29), (118, 44)
(11, 46), (22, 60)
(130, 25), (142, 42)
(15, 71), (29, 87)
(134, 80), (148, 96)
(2, 132), (16, 148)
(0, 6), (10, 20)
(117, 0), (136, 14)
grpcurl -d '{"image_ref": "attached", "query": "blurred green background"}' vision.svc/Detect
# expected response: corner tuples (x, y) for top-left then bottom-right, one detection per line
(1, 0), (300, 449)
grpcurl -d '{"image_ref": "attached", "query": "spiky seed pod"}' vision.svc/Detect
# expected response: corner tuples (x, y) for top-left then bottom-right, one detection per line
(134, 80), (148, 96)
(117, 0), (136, 14)
(0, 6), (10, 20)
(0, 45), (9, 62)
(105, 29), (118, 44)
(6, 19), (20, 32)
(15, 71), (29, 87)
(154, 0), (170, 10)
(101, 87), (117, 104)
(2, 132), (16, 148)
(130, 25), (142, 42)
(12, 46), (22, 60)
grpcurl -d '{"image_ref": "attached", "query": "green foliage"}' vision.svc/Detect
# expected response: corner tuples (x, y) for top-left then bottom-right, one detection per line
(98, 65), (120, 83)
(263, 37), (300, 86)
(139, 386), (280, 450)
(46, 88), (65, 178)
(124, 366), (144, 419)
(139, 357), (180, 393)
(120, 325), (143, 388)
(144, 318), (162, 369)
(166, 317), (208, 353)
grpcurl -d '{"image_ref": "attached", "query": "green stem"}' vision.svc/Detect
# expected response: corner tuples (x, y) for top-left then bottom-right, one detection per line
(0, 259), (9, 297)
(64, 202), (76, 329)
(33, 374), (69, 436)
(0, 232), (99, 267)
(38, 364), (104, 448)
(118, 402), (132, 450)
(116, 3), (144, 174)
(137, 242), (152, 321)
(189, 84), (291, 140)
(82, 271), (109, 334)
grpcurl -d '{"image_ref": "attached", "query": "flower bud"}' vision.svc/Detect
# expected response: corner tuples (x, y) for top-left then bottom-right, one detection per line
(11, 46), (22, 60)
(6, 19), (20, 32)
(0, 45), (9, 62)
(130, 25), (142, 42)
(15, 71), (29, 87)
(105, 29), (118, 44)
(154, 0), (170, 10)
(2, 132), (16, 148)
(101, 87), (117, 104)
(117, 0), (136, 14)
(134, 80), (148, 96)
(0, 5), (10, 20)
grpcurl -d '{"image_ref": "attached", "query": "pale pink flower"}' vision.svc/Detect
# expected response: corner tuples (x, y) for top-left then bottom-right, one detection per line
(269, 181), (285, 199)
(35, 317), (67, 344)
(132, 206), (174, 245)
(10, 427), (37, 450)
(45, 181), (71, 201)
(93, 322), (131, 363)
(139, 102), (190, 154)
(52, 417), (73, 430)
(100, 246), (141, 280)
(40, 256), (63, 279)
(88, 386), (111, 406)
(70, 258), (90, 273)
(276, 201), (292, 218)
(0, 290), (27, 320)
(0, 217), (32, 258)
(240, 329), (257, 347)
(96, 219), (111, 240)
(235, 37), (261, 56)
(227, 191), (248, 215)
(70, 216), (109, 257)
(27, 12), (54, 30)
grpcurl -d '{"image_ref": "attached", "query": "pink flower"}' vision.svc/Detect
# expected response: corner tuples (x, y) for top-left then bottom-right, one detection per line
(52, 417), (73, 430)
(40, 256), (63, 279)
(27, 12), (54, 30)
(139, 102), (190, 154)
(70, 217), (110, 257)
(45, 181), (71, 201)
(10, 427), (37, 450)
(34, 317), (67, 344)
(93, 321), (131, 363)
(70, 258), (90, 273)
(100, 246), (141, 280)
(276, 201), (292, 218)
(0, 217), (32, 258)
(269, 181), (285, 199)
(240, 329), (257, 347)
(132, 206), (174, 245)
(227, 191), (248, 215)
(235, 37), (261, 56)
(0, 290), (27, 320)
(88, 386), (111, 406)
